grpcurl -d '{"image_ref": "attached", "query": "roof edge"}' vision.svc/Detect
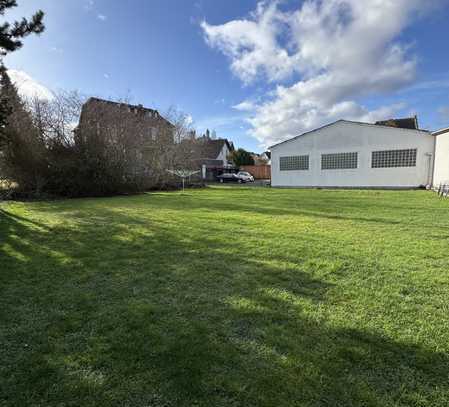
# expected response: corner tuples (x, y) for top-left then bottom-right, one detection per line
(86, 96), (159, 115)
(433, 127), (449, 136)
(84, 96), (175, 127)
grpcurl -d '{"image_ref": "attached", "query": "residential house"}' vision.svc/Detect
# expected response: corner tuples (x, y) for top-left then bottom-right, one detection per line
(374, 116), (419, 130)
(194, 135), (234, 166)
(182, 135), (235, 180)
(74, 97), (177, 185)
(75, 97), (174, 147)
(262, 151), (271, 164)
(252, 151), (271, 166)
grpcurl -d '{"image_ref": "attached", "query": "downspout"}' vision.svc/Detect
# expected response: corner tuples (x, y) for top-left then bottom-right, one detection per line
(426, 152), (433, 189)
(430, 132), (437, 189)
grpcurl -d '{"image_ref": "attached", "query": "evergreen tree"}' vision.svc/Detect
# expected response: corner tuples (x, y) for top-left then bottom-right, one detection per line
(0, 64), (12, 133)
(0, 0), (44, 56)
(0, 66), (47, 193)
(0, 64), (20, 115)
(228, 148), (255, 167)
(0, 1), (45, 130)
(0, 64), (20, 145)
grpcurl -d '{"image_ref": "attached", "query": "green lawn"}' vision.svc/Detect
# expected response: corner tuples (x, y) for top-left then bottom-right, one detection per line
(1, 187), (449, 406)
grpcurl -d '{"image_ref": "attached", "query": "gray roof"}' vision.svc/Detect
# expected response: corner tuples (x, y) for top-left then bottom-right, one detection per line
(269, 119), (431, 150)
(82, 97), (174, 127)
(194, 137), (234, 160)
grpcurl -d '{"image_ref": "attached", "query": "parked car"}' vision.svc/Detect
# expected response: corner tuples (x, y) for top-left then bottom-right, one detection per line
(217, 173), (242, 183)
(236, 171), (255, 182)
(217, 171), (254, 183)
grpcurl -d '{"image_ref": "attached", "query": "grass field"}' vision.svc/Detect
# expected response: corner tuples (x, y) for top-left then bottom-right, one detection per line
(1, 186), (449, 406)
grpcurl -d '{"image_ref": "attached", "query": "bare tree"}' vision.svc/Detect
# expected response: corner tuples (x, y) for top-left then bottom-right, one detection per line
(1, 88), (203, 197)
(155, 107), (201, 185)
(73, 98), (200, 193)
(28, 90), (85, 147)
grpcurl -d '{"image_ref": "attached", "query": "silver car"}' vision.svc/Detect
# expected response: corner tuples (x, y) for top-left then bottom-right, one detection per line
(236, 171), (255, 182)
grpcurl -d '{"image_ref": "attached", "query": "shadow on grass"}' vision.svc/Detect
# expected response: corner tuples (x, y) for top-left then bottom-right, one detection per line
(29, 188), (449, 229)
(1, 204), (448, 406)
(0, 208), (52, 230)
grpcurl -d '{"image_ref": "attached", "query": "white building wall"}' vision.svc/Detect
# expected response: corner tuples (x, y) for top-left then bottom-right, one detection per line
(217, 144), (230, 166)
(433, 129), (449, 186)
(271, 121), (435, 188)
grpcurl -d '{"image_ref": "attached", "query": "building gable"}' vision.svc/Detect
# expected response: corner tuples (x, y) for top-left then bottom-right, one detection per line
(270, 120), (430, 151)
(270, 119), (435, 189)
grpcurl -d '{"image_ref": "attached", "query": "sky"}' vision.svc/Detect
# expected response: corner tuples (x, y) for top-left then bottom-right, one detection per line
(4, 0), (449, 152)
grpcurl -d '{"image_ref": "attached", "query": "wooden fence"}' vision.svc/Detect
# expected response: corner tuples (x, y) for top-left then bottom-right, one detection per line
(240, 165), (271, 179)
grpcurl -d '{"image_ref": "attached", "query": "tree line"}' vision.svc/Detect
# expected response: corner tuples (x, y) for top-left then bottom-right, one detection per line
(0, 1), (261, 199)
(0, 71), (200, 198)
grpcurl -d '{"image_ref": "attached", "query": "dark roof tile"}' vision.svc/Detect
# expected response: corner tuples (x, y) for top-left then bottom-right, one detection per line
(193, 137), (234, 160)
(375, 117), (418, 130)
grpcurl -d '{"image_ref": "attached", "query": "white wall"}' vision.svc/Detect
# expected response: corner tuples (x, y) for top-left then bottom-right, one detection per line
(271, 121), (435, 188)
(433, 129), (449, 186)
(217, 144), (230, 166)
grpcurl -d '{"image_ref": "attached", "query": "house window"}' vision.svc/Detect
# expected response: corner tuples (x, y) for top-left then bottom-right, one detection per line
(371, 149), (417, 168)
(279, 155), (309, 171)
(321, 152), (358, 170)
(150, 127), (158, 140)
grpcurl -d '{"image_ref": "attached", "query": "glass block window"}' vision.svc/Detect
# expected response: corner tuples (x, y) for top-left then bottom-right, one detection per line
(279, 155), (309, 171)
(321, 152), (358, 170)
(371, 149), (417, 168)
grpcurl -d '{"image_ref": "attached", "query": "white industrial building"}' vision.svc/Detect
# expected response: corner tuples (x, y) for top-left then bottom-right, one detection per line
(269, 119), (449, 189)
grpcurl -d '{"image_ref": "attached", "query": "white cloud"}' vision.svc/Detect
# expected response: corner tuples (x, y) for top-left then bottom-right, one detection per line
(202, 0), (441, 147)
(84, 0), (94, 11)
(7, 69), (54, 101)
(97, 14), (107, 21)
(201, 2), (294, 85)
(232, 100), (256, 111)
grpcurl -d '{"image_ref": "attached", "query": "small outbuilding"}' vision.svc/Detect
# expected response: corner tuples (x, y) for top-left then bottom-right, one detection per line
(433, 127), (449, 187)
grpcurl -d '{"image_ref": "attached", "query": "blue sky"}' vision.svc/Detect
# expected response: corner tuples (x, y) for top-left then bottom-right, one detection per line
(4, 0), (449, 151)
